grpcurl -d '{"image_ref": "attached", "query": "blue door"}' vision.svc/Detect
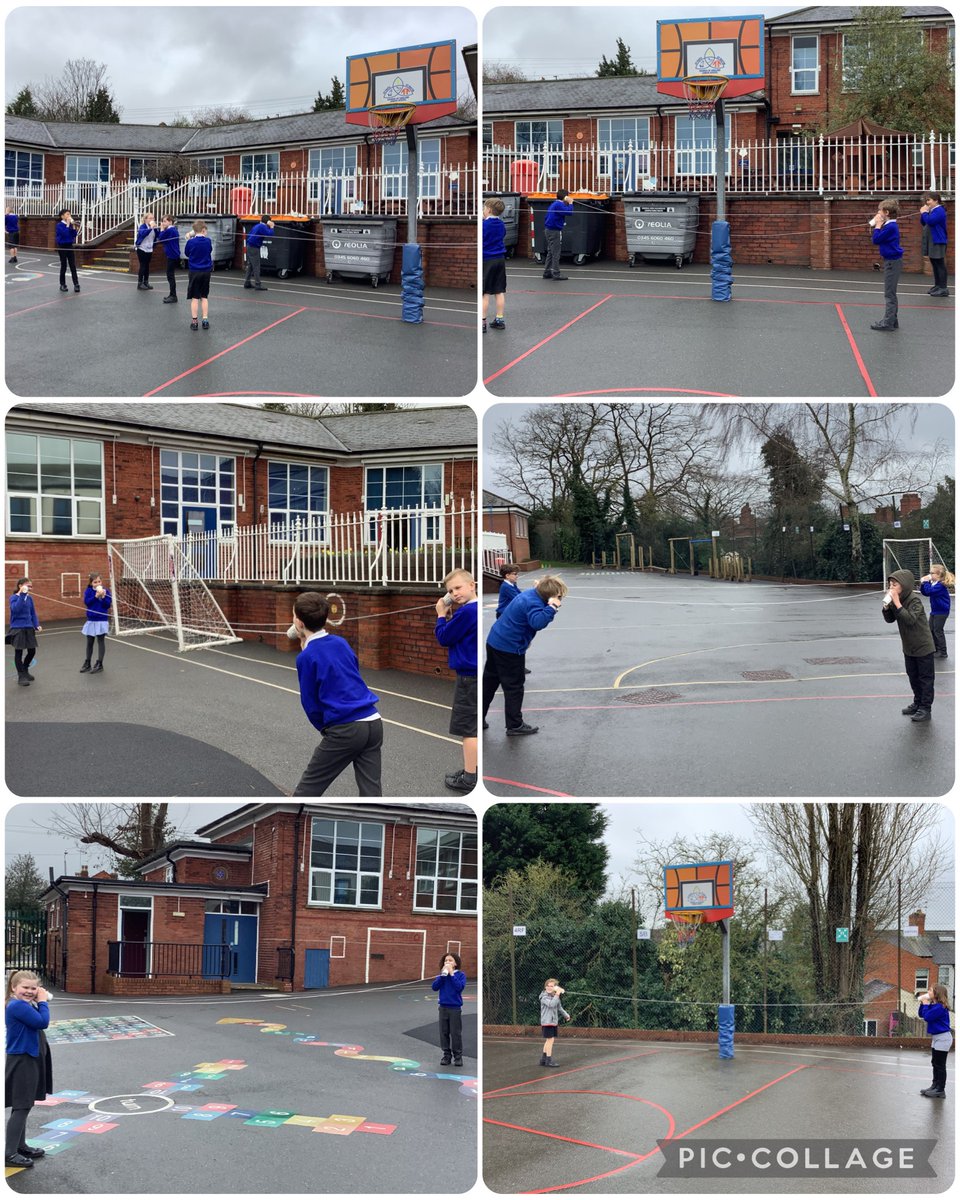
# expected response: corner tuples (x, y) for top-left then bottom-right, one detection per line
(304, 948), (330, 989)
(182, 507), (217, 578)
(203, 914), (257, 982)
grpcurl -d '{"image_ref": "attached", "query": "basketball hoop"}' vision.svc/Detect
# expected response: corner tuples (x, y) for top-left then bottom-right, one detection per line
(367, 102), (417, 145)
(668, 911), (703, 948)
(681, 75), (729, 119)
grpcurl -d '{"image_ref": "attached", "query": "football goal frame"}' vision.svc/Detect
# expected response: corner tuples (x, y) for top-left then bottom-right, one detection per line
(882, 538), (947, 587)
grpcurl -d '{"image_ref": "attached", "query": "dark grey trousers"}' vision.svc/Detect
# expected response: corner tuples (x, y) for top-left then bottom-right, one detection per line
(544, 228), (562, 276)
(439, 1006), (463, 1056)
(904, 652), (935, 709)
(293, 719), (383, 796)
(244, 245), (263, 286)
(929, 612), (948, 656)
(881, 258), (902, 326)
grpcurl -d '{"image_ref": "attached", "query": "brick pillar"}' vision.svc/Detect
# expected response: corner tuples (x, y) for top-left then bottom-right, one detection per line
(810, 199), (831, 270)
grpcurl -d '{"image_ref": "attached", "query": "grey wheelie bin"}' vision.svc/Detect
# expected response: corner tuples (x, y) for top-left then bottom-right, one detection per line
(622, 194), (699, 269)
(241, 216), (312, 278)
(528, 193), (610, 266)
(176, 213), (238, 270)
(322, 217), (397, 287)
(483, 191), (521, 258)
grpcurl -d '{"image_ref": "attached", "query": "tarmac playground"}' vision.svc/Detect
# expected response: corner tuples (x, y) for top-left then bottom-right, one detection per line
(483, 1035), (953, 1194)
(482, 261), (954, 398)
(5, 619), (466, 797)
(5, 254), (476, 398)
(481, 570), (954, 798)
(4, 983), (477, 1194)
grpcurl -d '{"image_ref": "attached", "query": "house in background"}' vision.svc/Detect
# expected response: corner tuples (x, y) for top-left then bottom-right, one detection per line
(863, 909), (955, 1037)
(39, 801), (477, 995)
(5, 402), (477, 673)
(481, 489), (533, 588)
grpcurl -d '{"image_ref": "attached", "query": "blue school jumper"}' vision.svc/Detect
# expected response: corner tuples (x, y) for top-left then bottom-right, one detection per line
(487, 589), (556, 656)
(296, 633), (379, 732)
(9, 593), (39, 628)
(435, 600), (478, 676)
(496, 579), (521, 618)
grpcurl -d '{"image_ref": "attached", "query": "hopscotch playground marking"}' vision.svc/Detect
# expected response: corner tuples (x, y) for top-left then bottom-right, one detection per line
(46, 1015), (174, 1043)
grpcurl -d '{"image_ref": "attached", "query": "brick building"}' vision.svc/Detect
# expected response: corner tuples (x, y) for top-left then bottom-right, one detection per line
(863, 909), (955, 1037)
(39, 801), (477, 996)
(482, 490), (532, 567)
(5, 402), (477, 674)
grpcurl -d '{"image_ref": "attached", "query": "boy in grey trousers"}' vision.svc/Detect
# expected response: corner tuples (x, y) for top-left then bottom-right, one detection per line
(539, 977), (571, 1067)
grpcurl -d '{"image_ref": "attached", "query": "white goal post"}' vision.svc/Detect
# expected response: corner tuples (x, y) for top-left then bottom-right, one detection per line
(882, 538), (948, 588)
(107, 535), (240, 652)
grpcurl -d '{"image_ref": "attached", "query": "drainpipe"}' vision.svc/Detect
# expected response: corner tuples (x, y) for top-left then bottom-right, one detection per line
(90, 881), (99, 995)
(48, 870), (69, 989)
(289, 805), (305, 986)
(163, 848), (177, 883)
(250, 441), (265, 582)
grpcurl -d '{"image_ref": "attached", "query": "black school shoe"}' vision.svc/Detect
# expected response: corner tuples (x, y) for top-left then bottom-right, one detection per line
(440, 1054), (452, 1065)
(452, 1056), (463, 1067)
(910, 708), (931, 722)
(870, 322), (897, 331)
(18, 1146), (45, 1159)
(5, 1154), (33, 1167)
(163, 295), (178, 303)
(506, 723), (538, 736)
(444, 769), (477, 793)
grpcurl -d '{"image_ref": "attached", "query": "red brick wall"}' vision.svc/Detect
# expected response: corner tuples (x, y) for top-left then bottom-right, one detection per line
(863, 936), (941, 1032)
(142, 858), (253, 887)
(98, 975), (230, 995)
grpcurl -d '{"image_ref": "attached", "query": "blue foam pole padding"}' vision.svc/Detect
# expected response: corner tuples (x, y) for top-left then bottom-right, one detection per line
(710, 220), (733, 302)
(718, 1003), (735, 1058)
(401, 243), (424, 324)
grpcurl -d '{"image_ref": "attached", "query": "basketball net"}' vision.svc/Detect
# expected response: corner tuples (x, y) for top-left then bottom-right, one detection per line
(367, 102), (417, 145)
(681, 75), (729, 119)
(667, 911), (704, 948)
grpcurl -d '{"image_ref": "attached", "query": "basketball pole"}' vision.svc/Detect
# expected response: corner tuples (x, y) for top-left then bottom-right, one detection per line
(711, 97), (733, 302)
(718, 916), (734, 1058)
(401, 124), (425, 324)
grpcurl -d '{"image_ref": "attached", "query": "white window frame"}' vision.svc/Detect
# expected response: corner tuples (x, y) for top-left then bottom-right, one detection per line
(5, 149), (44, 197)
(674, 116), (733, 176)
(266, 459), (329, 542)
(790, 34), (820, 94)
(915, 967), (931, 990)
(6, 432), (104, 539)
(413, 827), (478, 914)
(240, 152), (280, 202)
(598, 117), (651, 179)
(381, 137), (441, 200)
(363, 463), (444, 545)
(308, 817), (384, 909)
(863, 1018), (878, 1036)
(65, 155), (110, 204)
(159, 448), (236, 538)
(515, 120), (564, 180)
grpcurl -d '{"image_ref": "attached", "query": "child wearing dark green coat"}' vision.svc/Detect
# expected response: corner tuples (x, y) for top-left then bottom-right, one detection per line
(882, 569), (936, 722)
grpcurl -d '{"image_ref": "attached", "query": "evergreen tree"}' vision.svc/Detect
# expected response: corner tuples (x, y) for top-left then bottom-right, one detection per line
(597, 37), (642, 78)
(6, 86), (38, 117)
(5, 854), (46, 913)
(313, 76), (346, 112)
(484, 804), (609, 900)
(83, 85), (121, 123)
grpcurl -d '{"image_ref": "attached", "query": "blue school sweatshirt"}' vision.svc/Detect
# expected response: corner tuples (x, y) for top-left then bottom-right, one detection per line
(920, 205), (948, 245)
(435, 599), (477, 676)
(83, 585), (112, 621)
(157, 226), (181, 259)
(55, 220), (79, 246)
(544, 199), (574, 230)
(184, 235), (213, 271)
(918, 1002), (952, 1036)
(296, 631), (379, 732)
(6, 999), (49, 1056)
(246, 222), (274, 248)
(496, 579), (521, 618)
(431, 970), (466, 1008)
(135, 222), (157, 251)
(487, 588), (557, 656)
(5, 213), (19, 234)
(920, 579), (951, 615)
(483, 215), (506, 258)
(871, 220), (903, 259)
(9, 593), (39, 628)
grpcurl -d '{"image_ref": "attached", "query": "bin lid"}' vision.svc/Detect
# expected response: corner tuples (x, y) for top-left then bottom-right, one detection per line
(526, 192), (610, 201)
(239, 215), (315, 223)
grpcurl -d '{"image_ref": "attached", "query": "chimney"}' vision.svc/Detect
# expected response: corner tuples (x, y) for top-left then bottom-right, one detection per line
(909, 910), (925, 935)
(901, 493), (921, 516)
(78, 865), (89, 878)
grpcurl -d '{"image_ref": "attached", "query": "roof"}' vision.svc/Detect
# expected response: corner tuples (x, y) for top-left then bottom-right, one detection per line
(767, 6), (952, 27)
(483, 489), (531, 513)
(484, 75), (762, 116)
(40, 876), (268, 898)
(6, 110), (473, 154)
(131, 840), (252, 872)
(9, 403), (475, 457)
(194, 801), (476, 838)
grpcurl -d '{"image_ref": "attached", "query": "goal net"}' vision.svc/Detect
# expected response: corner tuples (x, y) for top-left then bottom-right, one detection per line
(882, 538), (947, 586)
(107, 535), (240, 652)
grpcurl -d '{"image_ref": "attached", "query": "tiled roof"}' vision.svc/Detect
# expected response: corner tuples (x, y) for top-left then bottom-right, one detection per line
(767, 6), (952, 26)
(320, 406), (476, 451)
(483, 489), (530, 511)
(484, 75), (762, 115)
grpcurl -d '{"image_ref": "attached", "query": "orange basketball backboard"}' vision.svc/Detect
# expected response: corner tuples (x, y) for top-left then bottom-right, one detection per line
(346, 40), (458, 127)
(664, 860), (734, 921)
(657, 15), (764, 99)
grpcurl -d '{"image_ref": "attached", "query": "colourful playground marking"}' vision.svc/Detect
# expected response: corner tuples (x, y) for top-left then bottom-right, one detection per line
(46, 1015), (174, 1044)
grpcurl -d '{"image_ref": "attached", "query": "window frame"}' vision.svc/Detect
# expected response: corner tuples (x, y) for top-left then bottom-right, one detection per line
(6, 432), (104, 539)
(5, 149), (44, 197)
(790, 34), (820, 94)
(159, 448), (236, 538)
(413, 827), (478, 914)
(308, 817), (385, 909)
(381, 137), (442, 200)
(364, 463), (444, 544)
(266, 459), (329, 542)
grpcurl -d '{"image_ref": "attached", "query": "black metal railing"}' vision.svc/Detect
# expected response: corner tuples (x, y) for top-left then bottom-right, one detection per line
(5, 910), (48, 980)
(106, 941), (230, 978)
(276, 946), (295, 981)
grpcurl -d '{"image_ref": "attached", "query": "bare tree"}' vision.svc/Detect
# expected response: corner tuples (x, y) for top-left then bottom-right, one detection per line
(259, 402), (407, 417)
(32, 59), (120, 123)
(750, 803), (945, 1003)
(716, 404), (945, 578)
(169, 106), (253, 127)
(482, 62), (529, 84)
(677, 466), (765, 531)
(41, 804), (175, 876)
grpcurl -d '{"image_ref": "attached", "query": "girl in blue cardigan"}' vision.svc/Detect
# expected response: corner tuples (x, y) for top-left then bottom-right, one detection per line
(920, 191), (949, 297)
(8, 578), (42, 687)
(81, 572), (111, 674)
(917, 983), (952, 1098)
(920, 563), (953, 659)
(5, 970), (53, 1168)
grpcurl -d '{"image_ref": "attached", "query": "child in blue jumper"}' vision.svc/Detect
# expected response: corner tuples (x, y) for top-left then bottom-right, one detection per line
(156, 215), (181, 303)
(920, 191), (949, 297)
(431, 952), (466, 1067)
(5, 970), (52, 1168)
(496, 563), (522, 618)
(243, 217), (275, 290)
(291, 591), (382, 796)
(920, 563), (953, 659)
(868, 198), (903, 331)
(482, 198), (507, 332)
(134, 212), (157, 290)
(81, 571), (111, 674)
(184, 219), (213, 331)
(917, 983), (952, 1098)
(8, 578), (42, 687)
(434, 569), (478, 793)
(6, 206), (19, 264)
(55, 208), (80, 292)
(543, 189), (574, 281)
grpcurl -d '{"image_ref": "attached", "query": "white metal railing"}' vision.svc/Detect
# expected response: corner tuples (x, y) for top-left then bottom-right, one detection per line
(482, 132), (956, 196)
(173, 498), (476, 588)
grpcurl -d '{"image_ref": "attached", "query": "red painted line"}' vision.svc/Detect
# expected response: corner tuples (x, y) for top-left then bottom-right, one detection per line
(484, 1050), (665, 1097)
(670, 1064), (809, 1140)
(834, 302), (878, 396)
(199, 391), (316, 397)
(142, 307), (308, 396)
(557, 387), (737, 397)
(483, 294), (614, 385)
(216, 292), (474, 329)
(6, 282), (126, 317)
(483, 1117), (641, 1158)
(482, 776), (572, 797)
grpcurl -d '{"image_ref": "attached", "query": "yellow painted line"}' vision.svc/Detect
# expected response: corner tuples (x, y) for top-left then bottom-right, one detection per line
(112, 638), (459, 744)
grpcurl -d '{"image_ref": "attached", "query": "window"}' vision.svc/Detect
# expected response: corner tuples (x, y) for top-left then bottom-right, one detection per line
(515, 120), (563, 179)
(129, 158), (161, 182)
(513, 513), (528, 540)
(159, 449), (235, 536)
(267, 461), (328, 539)
(241, 152), (280, 201)
(482, 122), (493, 147)
(204, 900), (258, 914)
(308, 146), (358, 211)
(365, 464), (443, 543)
(915, 968), (930, 991)
(414, 828), (478, 912)
(863, 1019), (878, 1036)
(188, 157), (225, 201)
(777, 136), (815, 183)
(5, 150), (43, 197)
(791, 35), (819, 93)
(382, 138), (441, 200)
(119, 894), (151, 909)
(598, 117), (650, 189)
(674, 116), (732, 176)
(65, 155), (110, 204)
(192, 156), (225, 177)
(309, 818), (383, 907)
(6, 433), (103, 537)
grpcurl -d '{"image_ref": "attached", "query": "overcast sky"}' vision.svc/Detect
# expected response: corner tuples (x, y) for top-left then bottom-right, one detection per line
(483, 402), (956, 505)
(483, 4), (798, 80)
(4, 5), (477, 122)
